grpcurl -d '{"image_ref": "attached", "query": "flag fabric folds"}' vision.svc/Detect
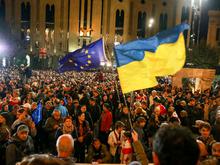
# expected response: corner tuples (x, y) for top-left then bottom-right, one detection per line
(114, 23), (190, 94)
(58, 38), (106, 72)
(31, 102), (43, 125)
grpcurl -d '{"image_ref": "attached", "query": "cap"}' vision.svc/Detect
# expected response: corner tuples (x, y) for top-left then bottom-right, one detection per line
(193, 120), (205, 128)
(22, 103), (31, 109)
(16, 124), (29, 133)
(136, 116), (146, 122)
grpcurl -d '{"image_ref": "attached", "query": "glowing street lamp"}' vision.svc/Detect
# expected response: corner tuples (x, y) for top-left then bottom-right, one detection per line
(148, 18), (154, 28)
(190, 0), (207, 45)
(0, 42), (7, 55)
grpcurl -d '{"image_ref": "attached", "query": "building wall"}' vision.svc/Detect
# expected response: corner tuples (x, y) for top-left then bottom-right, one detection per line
(207, 10), (220, 48)
(3, 0), (187, 60)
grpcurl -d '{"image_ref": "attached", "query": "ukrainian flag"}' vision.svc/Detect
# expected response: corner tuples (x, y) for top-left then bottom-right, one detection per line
(115, 23), (189, 93)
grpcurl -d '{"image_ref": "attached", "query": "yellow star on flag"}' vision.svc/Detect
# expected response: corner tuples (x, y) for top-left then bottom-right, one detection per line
(88, 60), (91, 64)
(88, 55), (91, 58)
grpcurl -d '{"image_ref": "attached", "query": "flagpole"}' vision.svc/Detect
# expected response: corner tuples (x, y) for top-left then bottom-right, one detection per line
(122, 93), (134, 130)
(107, 35), (134, 130)
(104, 36), (122, 105)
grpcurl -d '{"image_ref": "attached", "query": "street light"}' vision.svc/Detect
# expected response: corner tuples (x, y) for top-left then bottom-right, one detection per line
(191, 0), (206, 45)
(148, 18), (154, 28)
(0, 42), (7, 55)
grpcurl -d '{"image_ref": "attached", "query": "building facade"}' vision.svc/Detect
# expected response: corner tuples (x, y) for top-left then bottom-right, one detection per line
(0, 0), (191, 68)
(207, 10), (220, 48)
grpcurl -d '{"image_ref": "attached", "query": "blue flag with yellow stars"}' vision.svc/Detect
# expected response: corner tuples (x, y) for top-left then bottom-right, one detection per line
(58, 38), (106, 72)
(31, 102), (42, 125)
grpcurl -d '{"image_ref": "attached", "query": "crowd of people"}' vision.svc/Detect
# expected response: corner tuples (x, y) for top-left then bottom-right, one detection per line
(0, 67), (219, 165)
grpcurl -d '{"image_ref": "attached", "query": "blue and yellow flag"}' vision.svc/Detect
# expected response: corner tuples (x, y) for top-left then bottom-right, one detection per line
(58, 38), (107, 72)
(115, 23), (189, 93)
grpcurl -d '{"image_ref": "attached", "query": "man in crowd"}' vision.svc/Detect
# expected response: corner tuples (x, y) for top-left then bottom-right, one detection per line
(153, 125), (200, 165)
(6, 124), (34, 165)
(56, 134), (75, 164)
(86, 138), (111, 163)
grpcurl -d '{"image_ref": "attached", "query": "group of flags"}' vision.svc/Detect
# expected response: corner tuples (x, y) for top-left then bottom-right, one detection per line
(32, 23), (189, 124)
(58, 23), (189, 94)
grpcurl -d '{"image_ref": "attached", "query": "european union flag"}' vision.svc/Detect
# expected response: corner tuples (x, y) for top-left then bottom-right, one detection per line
(58, 38), (107, 72)
(115, 23), (190, 93)
(31, 102), (43, 125)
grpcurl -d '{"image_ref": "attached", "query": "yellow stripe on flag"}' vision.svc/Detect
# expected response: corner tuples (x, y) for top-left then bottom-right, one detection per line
(117, 33), (185, 93)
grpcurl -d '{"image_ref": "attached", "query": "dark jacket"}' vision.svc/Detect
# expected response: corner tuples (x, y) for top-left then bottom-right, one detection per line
(6, 134), (34, 165)
(86, 144), (111, 163)
(44, 117), (63, 141)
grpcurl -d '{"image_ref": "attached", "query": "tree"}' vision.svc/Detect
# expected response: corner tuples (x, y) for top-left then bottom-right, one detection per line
(186, 40), (220, 69)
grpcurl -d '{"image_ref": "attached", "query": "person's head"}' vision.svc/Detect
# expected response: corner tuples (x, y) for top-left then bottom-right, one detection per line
(77, 112), (85, 122)
(92, 138), (101, 150)
(122, 106), (129, 114)
(16, 108), (26, 119)
(17, 154), (69, 165)
(189, 98), (196, 106)
(73, 99), (79, 107)
(89, 97), (96, 106)
(45, 101), (53, 110)
(31, 102), (38, 110)
(67, 96), (72, 104)
(199, 122), (211, 138)
(80, 105), (87, 112)
(0, 114), (6, 124)
(22, 103), (31, 112)
(180, 110), (188, 118)
(56, 134), (74, 158)
(123, 131), (132, 141)
(180, 100), (186, 107)
(2, 104), (9, 112)
(103, 103), (110, 112)
(63, 116), (73, 128)
(154, 106), (161, 116)
(141, 101), (148, 109)
(16, 124), (29, 141)
(136, 116), (146, 128)
(152, 90), (157, 97)
(115, 121), (125, 133)
(212, 142), (220, 158)
(53, 110), (61, 121)
(153, 126), (199, 165)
